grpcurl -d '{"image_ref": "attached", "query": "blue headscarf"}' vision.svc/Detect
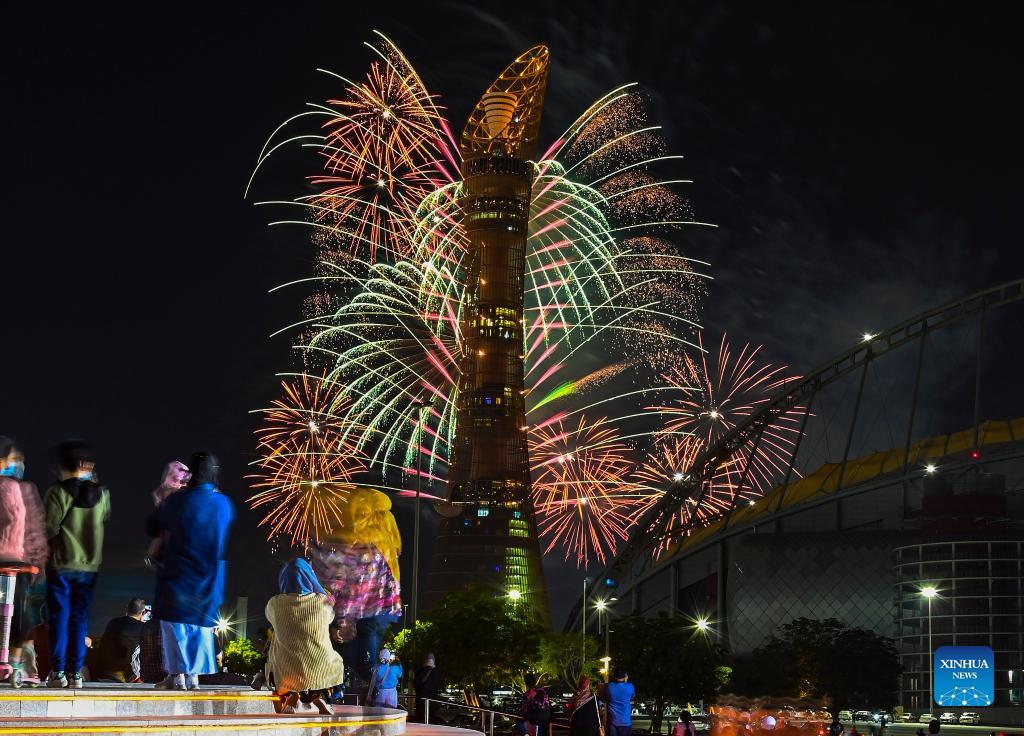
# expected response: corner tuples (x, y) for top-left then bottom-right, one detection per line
(278, 557), (327, 596)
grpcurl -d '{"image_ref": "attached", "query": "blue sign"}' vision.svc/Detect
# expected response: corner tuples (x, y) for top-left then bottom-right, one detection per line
(934, 646), (994, 706)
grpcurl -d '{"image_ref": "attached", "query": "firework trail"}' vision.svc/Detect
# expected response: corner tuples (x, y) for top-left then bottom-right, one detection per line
(529, 416), (640, 567)
(247, 32), (749, 563)
(249, 374), (368, 547)
(652, 331), (804, 509)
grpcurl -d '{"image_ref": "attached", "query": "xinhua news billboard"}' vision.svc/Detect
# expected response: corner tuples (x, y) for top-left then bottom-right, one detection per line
(934, 646), (994, 706)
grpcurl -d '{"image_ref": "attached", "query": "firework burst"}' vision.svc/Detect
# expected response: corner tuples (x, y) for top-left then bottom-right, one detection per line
(249, 374), (368, 547)
(249, 34), (726, 565)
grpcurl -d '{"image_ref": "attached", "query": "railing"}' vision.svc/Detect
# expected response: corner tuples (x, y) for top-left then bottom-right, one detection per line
(421, 698), (570, 736)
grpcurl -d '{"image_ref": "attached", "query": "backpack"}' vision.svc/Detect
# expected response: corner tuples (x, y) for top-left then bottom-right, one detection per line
(525, 687), (551, 724)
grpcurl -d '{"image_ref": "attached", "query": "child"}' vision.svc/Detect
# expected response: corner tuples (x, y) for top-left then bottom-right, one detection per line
(265, 558), (344, 714)
(43, 440), (111, 688)
(145, 461), (189, 567)
(0, 436), (49, 685)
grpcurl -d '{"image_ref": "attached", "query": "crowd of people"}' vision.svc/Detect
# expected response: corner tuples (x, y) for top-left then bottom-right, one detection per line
(0, 435), (447, 719)
(0, 437), (233, 692)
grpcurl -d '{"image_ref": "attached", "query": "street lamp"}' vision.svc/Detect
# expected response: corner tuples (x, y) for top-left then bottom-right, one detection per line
(410, 399), (431, 624)
(695, 616), (710, 634)
(508, 588), (522, 602)
(921, 585), (939, 708)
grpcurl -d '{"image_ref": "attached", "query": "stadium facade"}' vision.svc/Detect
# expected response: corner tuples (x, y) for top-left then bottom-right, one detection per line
(609, 420), (1024, 721)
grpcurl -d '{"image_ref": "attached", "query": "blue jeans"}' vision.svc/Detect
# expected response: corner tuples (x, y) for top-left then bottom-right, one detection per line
(46, 569), (97, 674)
(609, 726), (632, 736)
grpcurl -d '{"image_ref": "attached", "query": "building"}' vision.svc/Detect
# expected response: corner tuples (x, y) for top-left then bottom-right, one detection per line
(604, 420), (1024, 722)
(423, 47), (552, 619)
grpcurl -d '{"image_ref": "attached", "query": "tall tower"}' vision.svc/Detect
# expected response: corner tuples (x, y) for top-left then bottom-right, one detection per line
(424, 46), (551, 619)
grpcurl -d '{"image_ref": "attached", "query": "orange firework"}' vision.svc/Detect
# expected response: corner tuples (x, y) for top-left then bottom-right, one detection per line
(631, 435), (738, 556)
(310, 42), (459, 263)
(655, 333), (804, 497)
(530, 415), (639, 567)
(249, 374), (368, 547)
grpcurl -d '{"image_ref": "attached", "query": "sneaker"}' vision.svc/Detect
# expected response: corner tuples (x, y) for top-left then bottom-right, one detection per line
(46, 671), (68, 688)
(154, 674), (186, 690)
(186, 674), (201, 691)
(68, 672), (84, 689)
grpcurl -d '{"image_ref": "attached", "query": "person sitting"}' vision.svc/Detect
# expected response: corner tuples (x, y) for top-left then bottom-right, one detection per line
(92, 597), (147, 682)
(265, 558), (344, 715)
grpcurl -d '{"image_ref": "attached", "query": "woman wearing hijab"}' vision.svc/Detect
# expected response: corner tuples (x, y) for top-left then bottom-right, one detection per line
(569, 676), (602, 736)
(264, 557), (343, 714)
(145, 452), (234, 691)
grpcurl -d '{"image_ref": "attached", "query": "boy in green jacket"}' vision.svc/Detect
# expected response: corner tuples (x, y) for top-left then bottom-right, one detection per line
(43, 440), (111, 688)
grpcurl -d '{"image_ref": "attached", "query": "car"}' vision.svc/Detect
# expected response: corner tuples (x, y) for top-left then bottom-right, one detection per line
(838, 711), (853, 722)
(854, 712), (873, 722)
(919, 714), (936, 723)
(959, 713), (981, 725)
(939, 713), (958, 725)
(897, 713), (915, 723)
(871, 712), (892, 724)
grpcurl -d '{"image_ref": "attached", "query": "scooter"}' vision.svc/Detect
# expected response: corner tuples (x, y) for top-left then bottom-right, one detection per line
(0, 561), (40, 688)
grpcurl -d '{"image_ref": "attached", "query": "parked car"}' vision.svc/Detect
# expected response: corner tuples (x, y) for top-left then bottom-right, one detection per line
(838, 711), (853, 722)
(919, 714), (935, 723)
(854, 712), (873, 722)
(939, 713), (958, 725)
(897, 712), (915, 723)
(871, 711), (892, 724)
(959, 713), (981, 725)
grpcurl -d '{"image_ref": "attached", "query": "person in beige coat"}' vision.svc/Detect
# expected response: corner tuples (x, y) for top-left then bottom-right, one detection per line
(265, 558), (345, 714)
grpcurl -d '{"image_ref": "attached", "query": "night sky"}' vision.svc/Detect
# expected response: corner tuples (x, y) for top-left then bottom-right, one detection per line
(7, 2), (1023, 629)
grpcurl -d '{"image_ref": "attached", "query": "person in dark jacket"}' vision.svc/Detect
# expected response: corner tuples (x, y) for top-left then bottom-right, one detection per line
(43, 440), (111, 688)
(413, 653), (443, 723)
(93, 597), (147, 682)
(145, 451), (234, 691)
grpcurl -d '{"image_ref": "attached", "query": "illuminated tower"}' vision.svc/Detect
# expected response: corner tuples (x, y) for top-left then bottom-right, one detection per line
(424, 46), (551, 619)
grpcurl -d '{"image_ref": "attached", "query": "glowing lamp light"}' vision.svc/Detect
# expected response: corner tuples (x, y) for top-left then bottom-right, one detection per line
(921, 585), (939, 599)
(215, 617), (231, 635)
(970, 450), (980, 459)
(924, 463), (937, 474)
(507, 589), (522, 601)
(594, 599), (608, 611)
(695, 617), (710, 632)
(862, 332), (875, 342)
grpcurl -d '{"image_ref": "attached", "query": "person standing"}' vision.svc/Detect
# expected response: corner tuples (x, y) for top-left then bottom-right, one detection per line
(413, 653), (443, 723)
(599, 668), (635, 736)
(569, 676), (602, 736)
(146, 451), (233, 691)
(43, 440), (111, 688)
(673, 712), (697, 736)
(0, 436), (48, 683)
(829, 716), (845, 736)
(92, 597), (147, 682)
(521, 673), (552, 736)
(367, 649), (402, 708)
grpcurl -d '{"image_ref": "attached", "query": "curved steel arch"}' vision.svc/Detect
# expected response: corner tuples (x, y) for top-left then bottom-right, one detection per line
(563, 276), (1024, 632)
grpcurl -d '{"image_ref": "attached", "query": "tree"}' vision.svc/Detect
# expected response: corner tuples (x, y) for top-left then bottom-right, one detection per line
(730, 618), (900, 711)
(539, 631), (601, 692)
(612, 613), (729, 733)
(223, 638), (266, 677)
(390, 586), (545, 700)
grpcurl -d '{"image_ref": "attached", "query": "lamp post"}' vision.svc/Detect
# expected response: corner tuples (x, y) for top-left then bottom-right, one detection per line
(921, 585), (938, 708)
(410, 399), (430, 624)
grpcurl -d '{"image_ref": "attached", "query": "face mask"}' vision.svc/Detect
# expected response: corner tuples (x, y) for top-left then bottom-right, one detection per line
(0, 462), (24, 480)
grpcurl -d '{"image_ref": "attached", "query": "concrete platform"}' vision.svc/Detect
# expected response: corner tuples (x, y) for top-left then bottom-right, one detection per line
(0, 685), (414, 735)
